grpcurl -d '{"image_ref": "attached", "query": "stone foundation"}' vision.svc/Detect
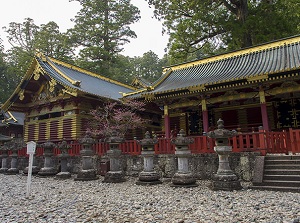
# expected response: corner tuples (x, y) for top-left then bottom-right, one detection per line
(1, 152), (259, 181)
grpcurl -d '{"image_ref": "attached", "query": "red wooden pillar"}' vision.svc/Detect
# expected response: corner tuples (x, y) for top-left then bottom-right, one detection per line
(201, 99), (209, 133)
(259, 89), (269, 131)
(164, 105), (170, 138)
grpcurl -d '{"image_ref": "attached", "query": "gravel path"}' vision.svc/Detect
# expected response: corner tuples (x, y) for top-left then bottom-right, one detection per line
(0, 174), (299, 223)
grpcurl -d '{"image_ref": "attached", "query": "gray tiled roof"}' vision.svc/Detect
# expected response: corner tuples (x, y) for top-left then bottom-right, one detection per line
(153, 39), (300, 94)
(128, 36), (300, 98)
(37, 57), (134, 100)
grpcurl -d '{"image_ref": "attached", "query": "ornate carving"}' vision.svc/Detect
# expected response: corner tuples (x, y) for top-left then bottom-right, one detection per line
(33, 65), (45, 80)
(19, 89), (25, 101)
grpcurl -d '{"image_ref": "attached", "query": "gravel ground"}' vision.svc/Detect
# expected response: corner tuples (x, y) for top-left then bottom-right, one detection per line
(0, 174), (299, 223)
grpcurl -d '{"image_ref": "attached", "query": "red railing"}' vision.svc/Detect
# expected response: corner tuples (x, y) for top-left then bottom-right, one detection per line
(11, 128), (300, 157)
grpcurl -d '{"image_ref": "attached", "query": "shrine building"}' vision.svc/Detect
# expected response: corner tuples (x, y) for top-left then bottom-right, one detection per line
(1, 53), (139, 142)
(1, 35), (300, 142)
(124, 35), (300, 138)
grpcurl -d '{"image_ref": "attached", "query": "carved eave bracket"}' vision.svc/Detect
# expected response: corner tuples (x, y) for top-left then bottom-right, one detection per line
(33, 64), (46, 81)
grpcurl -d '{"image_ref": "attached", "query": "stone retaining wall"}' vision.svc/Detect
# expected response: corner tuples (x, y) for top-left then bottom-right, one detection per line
(4, 152), (259, 181)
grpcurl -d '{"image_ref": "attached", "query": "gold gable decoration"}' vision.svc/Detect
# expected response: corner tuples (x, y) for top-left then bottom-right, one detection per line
(49, 79), (57, 93)
(32, 80), (62, 103)
(33, 64), (46, 81)
(19, 89), (25, 101)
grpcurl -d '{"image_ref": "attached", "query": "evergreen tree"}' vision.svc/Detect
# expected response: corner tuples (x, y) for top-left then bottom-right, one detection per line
(147, 0), (300, 62)
(69, 0), (140, 77)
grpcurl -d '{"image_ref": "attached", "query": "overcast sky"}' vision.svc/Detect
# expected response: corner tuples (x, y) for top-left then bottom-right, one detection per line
(0, 0), (169, 58)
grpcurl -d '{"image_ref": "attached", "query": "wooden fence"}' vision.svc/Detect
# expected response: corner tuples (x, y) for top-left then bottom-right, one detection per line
(12, 128), (300, 157)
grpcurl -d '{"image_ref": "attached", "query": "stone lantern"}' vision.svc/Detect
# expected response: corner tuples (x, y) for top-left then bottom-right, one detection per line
(38, 140), (57, 176)
(206, 118), (242, 191)
(103, 131), (125, 183)
(74, 133), (98, 181)
(171, 129), (197, 187)
(0, 142), (10, 173)
(56, 140), (71, 179)
(136, 131), (161, 185)
(7, 138), (24, 175)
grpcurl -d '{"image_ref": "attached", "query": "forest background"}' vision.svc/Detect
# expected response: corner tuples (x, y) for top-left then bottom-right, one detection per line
(0, 0), (299, 104)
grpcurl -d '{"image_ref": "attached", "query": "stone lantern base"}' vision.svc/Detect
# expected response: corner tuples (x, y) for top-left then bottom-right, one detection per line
(210, 174), (242, 191)
(74, 169), (99, 181)
(103, 171), (126, 183)
(23, 166), (40, 175)
(0, 168), (8, 173)
(56, 172), (72, 179)
(6, 168), (19, 175)
(38, 167), (57, 177)
(136, 171), (162, 185)
(171, 172), (198, 187)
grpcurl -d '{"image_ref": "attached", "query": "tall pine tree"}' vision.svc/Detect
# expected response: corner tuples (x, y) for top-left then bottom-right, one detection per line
(69, 0), (140, 77)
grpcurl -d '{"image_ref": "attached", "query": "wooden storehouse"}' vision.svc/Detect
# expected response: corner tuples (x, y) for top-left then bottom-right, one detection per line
(1, 53), (139, 143)
(125, 35), (300, 138)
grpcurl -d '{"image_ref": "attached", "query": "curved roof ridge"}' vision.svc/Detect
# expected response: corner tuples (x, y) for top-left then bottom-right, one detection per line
(47, 56), (136, 91)
(167, 35), (300, 71)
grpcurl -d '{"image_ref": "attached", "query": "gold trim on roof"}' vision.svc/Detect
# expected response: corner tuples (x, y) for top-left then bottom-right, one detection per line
(48, 57), (136, 91)
(46, 57), (81, 87)
(168, 36), (300, 71)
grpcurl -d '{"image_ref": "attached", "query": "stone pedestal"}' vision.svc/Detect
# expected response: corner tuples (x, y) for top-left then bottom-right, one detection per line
(56, 140), (71, 179)
(7, 153), (19, 175)
(23, 157), (40, 175)
(137, 151), (161, 185)
(103, 147), (125, 183)
(75, 134), (98, 181)
(103, 132), (125, 183)
(171, 150), (197, 187)
(0, 151), (8, 173)
(56, 154), (71, 179)
(170, 130), (197, 187)
(38, 140), (57, 176)
(7, 139), (24, 175)
(207, 119), (242, 191)
(210, 145), (242, 191)
(136, 131), (161, 185)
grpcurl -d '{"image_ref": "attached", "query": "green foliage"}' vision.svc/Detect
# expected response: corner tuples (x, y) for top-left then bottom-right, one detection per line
(0, 39), (20, 104)
(34, 22), (75, 63)
(132, 51), (164, 83)
(69, 0), (140, 77)
(147, 0), (300, 63)
(3, 18), (75, 76)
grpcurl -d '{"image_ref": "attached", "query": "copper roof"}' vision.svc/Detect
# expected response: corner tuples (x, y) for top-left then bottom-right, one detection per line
(126, 35), (300, 99)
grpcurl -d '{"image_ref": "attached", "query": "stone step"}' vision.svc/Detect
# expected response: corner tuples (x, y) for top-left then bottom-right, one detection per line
(265, 155), (300, 160)
(264, 174), (300, 181)
(265, 160), (300, 165)
(254, 180), (300, 187)
(264, 164), (300, 169)
(264, 169), (300, 175)
(249, 185), (300, 193)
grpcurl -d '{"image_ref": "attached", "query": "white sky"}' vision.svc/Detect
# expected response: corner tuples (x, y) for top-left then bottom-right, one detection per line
(0, 0), (169, 58)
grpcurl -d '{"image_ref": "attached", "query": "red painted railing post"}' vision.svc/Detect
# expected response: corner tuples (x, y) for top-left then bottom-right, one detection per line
(258, 127), (267, 155)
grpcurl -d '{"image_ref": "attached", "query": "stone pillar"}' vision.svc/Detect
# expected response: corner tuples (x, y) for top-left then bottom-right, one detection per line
(75, 133), (98, 181)
(7, 139), (23, 175)
(56, 140), (71, 179)
(207, 119), (242, 191)
(136, 131), (161, 185)
(0, 143), (9, 173)
(38, 140), (57, 176)
(171, 129), (197, 187)
(103, 131), (125, 183)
